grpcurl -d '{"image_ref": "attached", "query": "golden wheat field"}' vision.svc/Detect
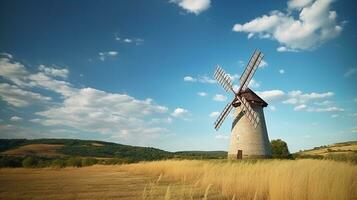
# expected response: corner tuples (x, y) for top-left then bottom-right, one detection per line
(0, 159), (356, 200)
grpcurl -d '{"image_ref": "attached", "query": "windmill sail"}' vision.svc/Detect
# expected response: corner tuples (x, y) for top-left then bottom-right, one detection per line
(214, 66), (233, 93)
(214, 101), (233, 130)
(239, 50), (264, 92)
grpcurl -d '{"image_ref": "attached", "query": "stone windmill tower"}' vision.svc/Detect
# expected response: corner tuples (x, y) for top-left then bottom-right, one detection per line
(213, 50), (272, 159)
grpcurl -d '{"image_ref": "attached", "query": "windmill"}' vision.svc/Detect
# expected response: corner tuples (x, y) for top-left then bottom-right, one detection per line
(213, 50), (272, 159)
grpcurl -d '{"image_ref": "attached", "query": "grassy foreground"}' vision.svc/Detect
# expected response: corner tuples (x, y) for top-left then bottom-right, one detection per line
(0, 159), (356, 200)
(120, 159), (357, 200)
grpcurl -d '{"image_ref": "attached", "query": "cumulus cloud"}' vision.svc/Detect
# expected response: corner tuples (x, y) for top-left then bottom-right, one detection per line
(307, 106), (344, 112)
(0, 57), (29, 86)
(209, 111), (219, 118)
(0, 57), (75, 97)
(183, 76), (196, 82)
(38, 65), (69, 79)
(294, 104), (307, 111)
(283, 90), (334, 105)
(232, 0), (343, 51)
(0, 52), (13, 59)
(213, 94), (227, 102)
(0, 56), (172, 143)
(10, 116), (22, 121)
(256, 90), (285, 103)
(197, 92), (207, 96)
(171, 108), (189, 117)
(183, 75), (216, 84)
(0, 83), (51, 107)
(36, 88), (169, 140)
(99, 51), (118, 61)
(170, 0), (211, 15)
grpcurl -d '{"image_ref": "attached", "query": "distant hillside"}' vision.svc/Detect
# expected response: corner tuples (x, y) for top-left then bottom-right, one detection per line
(294, 141), (357, 159)
(0, 139), (227, 161)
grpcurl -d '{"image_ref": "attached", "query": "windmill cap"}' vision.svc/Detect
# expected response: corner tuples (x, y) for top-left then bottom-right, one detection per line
(239, 88), (268, 107)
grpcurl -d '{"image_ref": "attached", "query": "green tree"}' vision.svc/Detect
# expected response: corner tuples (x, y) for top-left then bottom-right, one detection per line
(271, 139), (292, 159)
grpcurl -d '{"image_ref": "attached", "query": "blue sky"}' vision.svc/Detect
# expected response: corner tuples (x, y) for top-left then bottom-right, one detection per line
(0, 0), (356, 152)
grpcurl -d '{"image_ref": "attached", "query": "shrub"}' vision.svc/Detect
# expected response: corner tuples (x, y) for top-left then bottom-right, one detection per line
(65, 157), (82, 167)
(51, 159), (65, 168)
(22, 156), (38, 168)
(81, 158), (98, 166)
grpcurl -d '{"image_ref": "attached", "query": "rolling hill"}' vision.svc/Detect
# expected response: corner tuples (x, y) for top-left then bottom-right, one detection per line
(0, 139), (227, 161)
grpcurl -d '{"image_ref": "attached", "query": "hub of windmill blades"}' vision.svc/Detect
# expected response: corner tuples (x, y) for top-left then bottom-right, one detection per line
(232, 98), (241, 107)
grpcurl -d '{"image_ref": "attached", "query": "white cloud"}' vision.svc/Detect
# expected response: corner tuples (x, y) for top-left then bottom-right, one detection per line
(277, 46), (299, 52)
(0, 57), (29, 86)
(170, 0), (211, 15)
(197, 92), (207, 96)
(38, 65), (68, 78)
(115, 34), (144, 45)
(259, 60), (268, 68)
(279, 69), (285, 74)
(283, 90), (334, 105)
(99, 51), (118, 61)
(10, 116), (22, 121)
(294, 104), (307, 111)
(0, 56), (75, 97)
(288, 0), (314, 10)
(171, 107), (189, 117)
(209, 111), (219, 118)
(344, 68), (357, 77)
(183, 76), (197, 82)
(0, 83), (51, 107)
(256, 90), (285, 103)
(0, 56), (172, 143)
(0, 52), (13, 59)
(28, 72), (77, 97)
(233, 0), (343, 51)
(183, 75), (216, 84)
(213, 94), (227, 102)
(36, 88), (169, 140)
(124, 38), (132, 43)
(307, 106), (344, 112)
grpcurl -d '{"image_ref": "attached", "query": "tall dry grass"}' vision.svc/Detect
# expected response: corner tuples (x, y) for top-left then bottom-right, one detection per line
(121, 159), (357, 200)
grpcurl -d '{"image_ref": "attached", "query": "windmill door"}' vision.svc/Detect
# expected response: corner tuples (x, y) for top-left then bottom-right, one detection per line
(237, 150), (242, 159)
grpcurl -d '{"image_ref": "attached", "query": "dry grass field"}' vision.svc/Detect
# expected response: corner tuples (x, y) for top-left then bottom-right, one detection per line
(0, 159), (356, 200)
(299, 142), (357, 156)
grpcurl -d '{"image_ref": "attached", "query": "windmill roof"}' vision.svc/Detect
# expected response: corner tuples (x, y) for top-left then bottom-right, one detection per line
(239, 88), (268, 107)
